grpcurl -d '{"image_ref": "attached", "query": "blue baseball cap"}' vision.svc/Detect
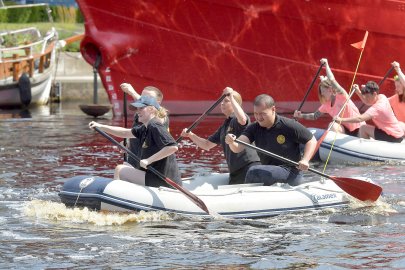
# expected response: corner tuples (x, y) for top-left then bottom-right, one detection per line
(130, 95), (160, 110)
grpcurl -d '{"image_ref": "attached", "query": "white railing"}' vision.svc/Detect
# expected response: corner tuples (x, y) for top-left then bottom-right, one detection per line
(0, 28), (57, 63)
(0, 27), (41, 38)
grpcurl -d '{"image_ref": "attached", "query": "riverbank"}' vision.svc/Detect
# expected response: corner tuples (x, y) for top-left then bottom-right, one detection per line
(54, 52), (109, 104)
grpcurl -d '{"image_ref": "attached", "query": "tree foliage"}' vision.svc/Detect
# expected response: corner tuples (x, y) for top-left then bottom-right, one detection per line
(0, 5), (83, 23)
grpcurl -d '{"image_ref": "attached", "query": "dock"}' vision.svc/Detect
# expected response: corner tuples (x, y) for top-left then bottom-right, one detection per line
(54, 52), (109, 103)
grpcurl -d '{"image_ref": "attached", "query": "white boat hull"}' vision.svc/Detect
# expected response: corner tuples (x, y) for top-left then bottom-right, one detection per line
(310, 128), (405, 163)
(0, 22), (57, 108)
(59, 173), (351, 218)
(0, 69), (53, 106)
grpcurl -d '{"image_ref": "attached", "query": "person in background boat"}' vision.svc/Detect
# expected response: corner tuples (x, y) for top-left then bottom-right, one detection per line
(180, 87), (261, 185)
(390, 61), (405, 135)
(334, 81), (404, 143)
(118, 83), (169, 173)
(225, 94), (317, 186)
(294, 58), (365, 136)
(88, 95), (182, 188)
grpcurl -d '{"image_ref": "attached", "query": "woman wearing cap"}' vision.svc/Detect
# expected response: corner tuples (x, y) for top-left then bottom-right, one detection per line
(119, 83), (169, 169)
(294, 58), (365, 136)
(89, 95), (182, 188)
(120, 83), (169, 127)
(335, 81), (404, 143)
(389, 61), (405, 134)
(180, 87), (261, 185)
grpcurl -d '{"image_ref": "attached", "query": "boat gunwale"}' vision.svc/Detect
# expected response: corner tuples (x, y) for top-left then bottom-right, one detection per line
(59, 189), (349, 218)
(310, 128), (405, 162)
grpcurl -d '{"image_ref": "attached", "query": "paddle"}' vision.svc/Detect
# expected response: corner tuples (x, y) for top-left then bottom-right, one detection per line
(359, 65), (395, 111)
(312, 87), (358, 158)
(235, 138), (382, 201)
(123, 92), (128, 129)
(318, 65), (395, 157)
(176, 94), (227, 142)
(314, 33), (369, 166)
(378, 66), (395, 87)
(123, 92), (128, 161)
(94, 127), (214, 215)
(295, 62), (325, 119)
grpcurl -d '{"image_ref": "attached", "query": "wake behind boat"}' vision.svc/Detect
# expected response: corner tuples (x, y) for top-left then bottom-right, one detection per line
(310, 127), (405, 164)
(59, 173), (356, 219)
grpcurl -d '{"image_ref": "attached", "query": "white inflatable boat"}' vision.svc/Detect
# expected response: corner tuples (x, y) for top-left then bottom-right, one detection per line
(59, 173), (352, 219)
(310, 128), (405, 164)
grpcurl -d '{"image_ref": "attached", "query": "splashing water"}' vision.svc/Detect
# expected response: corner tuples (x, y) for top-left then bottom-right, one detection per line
(24, 200), (172, 226)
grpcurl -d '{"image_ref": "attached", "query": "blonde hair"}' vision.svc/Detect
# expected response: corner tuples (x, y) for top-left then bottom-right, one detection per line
(157, 106), (168, 119)
(232, 91), (243, 105)
(143, 86), (163, 102)
(146, 105), (168, 121)
(142, 86), (169, 118)
(318, 79), (334, 103)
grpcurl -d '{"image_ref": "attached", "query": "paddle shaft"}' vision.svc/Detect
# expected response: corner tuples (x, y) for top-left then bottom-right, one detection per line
(176, 94), (227, 142)
(318, 66), (394, 155)
(312, 86), (358, 157)
(296, 63), (325, 113)
(358, 66), (394, 111)
(379, 66), (395, 86)
(235, 139), (382, 201)
(123, 92), (128, 129)
(235, 139), (328, 178)
(94, 127), (211, 214)
(123, 92), (128, 161)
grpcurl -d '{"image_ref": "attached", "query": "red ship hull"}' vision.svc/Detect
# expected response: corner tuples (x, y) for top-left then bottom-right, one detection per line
(77, 0), (405, 116)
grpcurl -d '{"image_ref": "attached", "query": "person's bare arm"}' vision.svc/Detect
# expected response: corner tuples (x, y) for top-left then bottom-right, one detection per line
(89, 121), (134, 138)
(181, 129), (217, 151)
(294, 110), (323, 120)
(321, 58), (348, 97)
(223, 87), (247, 125)
(335, 112), (371, 123)
(140, 145), (178, 168)
(392, 61), (405, 88)
(225, 134), (250, 153)
(298, 136), (317, 170)
(120, 83), (141, 100)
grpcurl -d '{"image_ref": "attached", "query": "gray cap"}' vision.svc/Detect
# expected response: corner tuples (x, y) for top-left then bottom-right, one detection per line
(130, 95), (160, 110)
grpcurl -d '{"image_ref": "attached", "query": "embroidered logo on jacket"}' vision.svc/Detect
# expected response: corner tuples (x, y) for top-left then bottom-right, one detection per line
(276, 134), (286, 144)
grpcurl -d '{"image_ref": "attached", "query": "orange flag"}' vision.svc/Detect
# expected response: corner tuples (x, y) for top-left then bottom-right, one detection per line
(351, 31), (369, 50)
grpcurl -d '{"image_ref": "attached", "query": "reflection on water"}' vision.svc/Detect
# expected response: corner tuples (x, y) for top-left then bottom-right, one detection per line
(1, 102), (405, 269)
(0, 109), (32, 119)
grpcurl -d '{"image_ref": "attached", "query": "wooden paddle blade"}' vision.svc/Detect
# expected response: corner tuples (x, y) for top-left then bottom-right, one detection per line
(330, 176), (382, 202)
(164, 177), (211, 214)
(235, 138), (382, 203)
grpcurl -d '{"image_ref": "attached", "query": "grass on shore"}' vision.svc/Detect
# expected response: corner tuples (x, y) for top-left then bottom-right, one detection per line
(1, 22), (84, 52)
